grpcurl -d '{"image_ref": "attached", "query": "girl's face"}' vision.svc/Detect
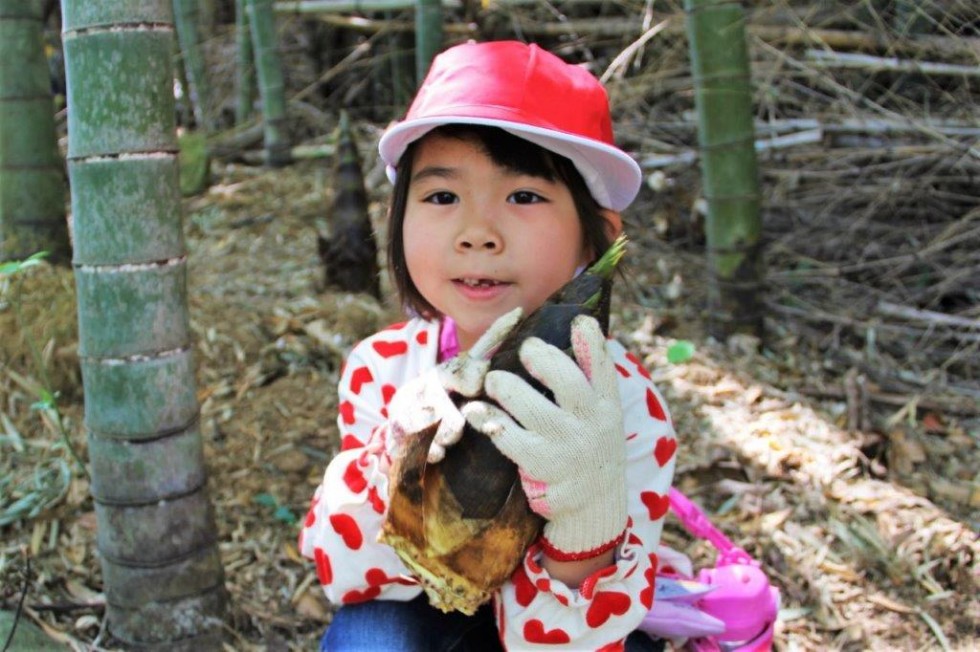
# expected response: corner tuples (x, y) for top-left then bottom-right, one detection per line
(403, 133), (593, 351)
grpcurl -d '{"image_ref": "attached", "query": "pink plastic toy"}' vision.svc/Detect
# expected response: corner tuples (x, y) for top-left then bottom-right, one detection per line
(638, 490), (780, 651)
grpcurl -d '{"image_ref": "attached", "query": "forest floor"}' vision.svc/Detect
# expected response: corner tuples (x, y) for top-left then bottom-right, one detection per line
(1, 145), (977, 650)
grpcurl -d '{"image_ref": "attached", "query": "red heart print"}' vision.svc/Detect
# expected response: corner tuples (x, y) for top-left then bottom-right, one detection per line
(367, 486), (384, 514)
(598, 642), (625, 652)
(303, 495), (319, 527)
(523, 620), (570, 645)
(512, 566), (538, 607)
(365, 568), (415, 587)
(372, 340), (408, 358)
(626, 352), (652, 380)
(526, 549), (543, 574)
(386, 322), (407, 331)
(329, 514), (363, 550)
(381, 384), (397, 405)
(342, 586), (381, 604)
(586, 590), (631, 628)
(314, 548), (333, 585)
(340, 433), (360, 450)
(366, 568), (398, 586)
(339, 401), (356, 425)
(349, 366), (373, 395)
(416, 330), (428, 345)
(640, 565), (655, 609)
(343, 460), (367, 494)
(654, 436), (677, 466)
(641, 491), (670, 520)
(645, 388), (666, 421)
(579, 564), (617, 600)
(615, 363), (630, 378)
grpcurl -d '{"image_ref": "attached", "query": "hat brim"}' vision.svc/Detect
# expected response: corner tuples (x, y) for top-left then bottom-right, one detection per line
(378, 116), (642, 212)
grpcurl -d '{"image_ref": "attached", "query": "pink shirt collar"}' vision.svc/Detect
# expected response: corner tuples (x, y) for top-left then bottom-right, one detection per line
(438, 316), (460, 362)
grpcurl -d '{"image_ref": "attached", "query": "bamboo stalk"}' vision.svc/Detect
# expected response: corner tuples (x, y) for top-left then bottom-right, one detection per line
(235, 0), (256, 124)
(247, 0), (291, 166)
(62, 0), (226, 646)
(685, 0), (764, 338)
(173, 0), (214, 131)
(0, 0), (70, 264)
(415, 0), (442, 82)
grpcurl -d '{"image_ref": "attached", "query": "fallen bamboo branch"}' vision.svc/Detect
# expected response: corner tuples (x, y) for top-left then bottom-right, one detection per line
(276, 1), (980, 62)
(797, 380), (980, 417)
(600, 19), (671, 84)
(766, 301), (980, 345)
(276, 0), (461, 12)
(753, 39), (980, 160)
(708, 118), (980, 138)
(641, 127), (824, 168)
(240, 142), (336, 165)
(875, 302), (980, 331)
(806, 50), (980, 78)
(300, 13), (475, 34)
(748, 24), (980, 60)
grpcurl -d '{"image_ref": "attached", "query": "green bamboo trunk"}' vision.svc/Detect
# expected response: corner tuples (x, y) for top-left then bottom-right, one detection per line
(684, 0), (764, 339)
(415, 0), (443, 82)
(62, 1), (226, 648)
(0, 0), (70, 264)
(247, 0), (291, 166)
(388, 26), (412, 110)
(173, 0), (214, 132)
(235, 0), (255, 124)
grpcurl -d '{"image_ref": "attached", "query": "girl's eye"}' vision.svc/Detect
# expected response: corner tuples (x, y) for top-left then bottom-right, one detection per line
(509, 190), (546, 205)
(423, 191), (458, 205)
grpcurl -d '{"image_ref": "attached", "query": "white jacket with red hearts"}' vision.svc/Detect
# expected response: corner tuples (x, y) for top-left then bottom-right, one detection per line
(299, 318), (677, 649)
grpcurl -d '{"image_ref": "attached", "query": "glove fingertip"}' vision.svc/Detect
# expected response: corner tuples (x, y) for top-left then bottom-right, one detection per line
(427, 445), (445, 464)
(483, 369), (513, 397)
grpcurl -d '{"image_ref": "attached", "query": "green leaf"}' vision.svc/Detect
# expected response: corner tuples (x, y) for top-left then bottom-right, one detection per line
(253, 492), (277, 507)
(273, 505), (297, 524)
(0, 251), (49, 276)
(667, 340), (696, 364)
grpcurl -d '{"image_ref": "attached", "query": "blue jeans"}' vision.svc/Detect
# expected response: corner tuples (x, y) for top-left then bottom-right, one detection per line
(320, 595), (664, 651)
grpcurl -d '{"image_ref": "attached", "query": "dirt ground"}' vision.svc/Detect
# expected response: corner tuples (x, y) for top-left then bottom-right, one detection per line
(1, 140), (977, 650)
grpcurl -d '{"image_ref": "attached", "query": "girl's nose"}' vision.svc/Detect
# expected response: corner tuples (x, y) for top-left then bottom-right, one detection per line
(455, 217), (502, 252)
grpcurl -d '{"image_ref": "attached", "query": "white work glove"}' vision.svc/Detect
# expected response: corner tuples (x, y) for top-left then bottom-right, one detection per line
(461, 315), (628, 560)
(386, 307), (523, 463)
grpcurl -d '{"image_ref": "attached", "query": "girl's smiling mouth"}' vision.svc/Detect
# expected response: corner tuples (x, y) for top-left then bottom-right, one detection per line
(456, 277), (505, 288)
(452, 277), (512, 299)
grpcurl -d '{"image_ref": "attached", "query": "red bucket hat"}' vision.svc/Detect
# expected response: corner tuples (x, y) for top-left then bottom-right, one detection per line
(378, 41), (642, 212)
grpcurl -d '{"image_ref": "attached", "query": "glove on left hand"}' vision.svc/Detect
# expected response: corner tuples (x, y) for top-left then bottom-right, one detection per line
(462, 315), (628, 560)
(386, 307), (523, 463)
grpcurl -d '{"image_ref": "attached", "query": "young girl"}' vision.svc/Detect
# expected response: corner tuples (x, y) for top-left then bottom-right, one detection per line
(299, 40), (677, 650)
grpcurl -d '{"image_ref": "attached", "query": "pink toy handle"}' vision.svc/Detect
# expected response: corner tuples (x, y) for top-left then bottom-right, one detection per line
(668, 489), (755, 567)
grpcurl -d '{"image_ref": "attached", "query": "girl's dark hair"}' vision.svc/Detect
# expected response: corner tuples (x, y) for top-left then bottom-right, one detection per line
(387, 124), (612, 319)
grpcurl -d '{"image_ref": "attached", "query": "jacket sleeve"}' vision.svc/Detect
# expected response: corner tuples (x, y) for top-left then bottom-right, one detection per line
(298, 323), (436, 606)
(495, 342), (677, 649)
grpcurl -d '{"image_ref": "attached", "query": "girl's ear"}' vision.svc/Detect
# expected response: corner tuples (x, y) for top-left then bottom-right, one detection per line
(600, 209), (623, 242)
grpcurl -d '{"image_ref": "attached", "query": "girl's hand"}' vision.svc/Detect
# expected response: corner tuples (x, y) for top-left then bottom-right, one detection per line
(386, 307), (523, 463)
(462, 315), (628, 560)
